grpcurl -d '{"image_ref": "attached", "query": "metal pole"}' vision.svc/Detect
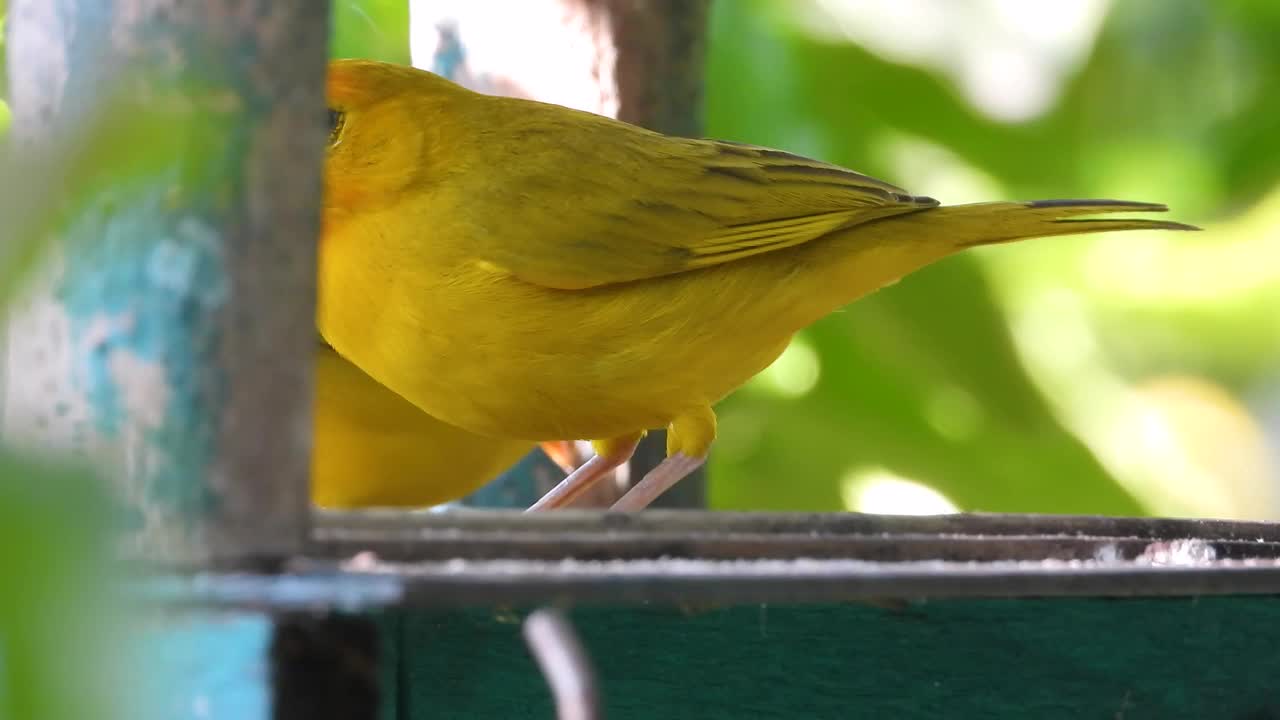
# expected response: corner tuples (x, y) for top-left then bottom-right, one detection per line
(4, 0), (330, 566)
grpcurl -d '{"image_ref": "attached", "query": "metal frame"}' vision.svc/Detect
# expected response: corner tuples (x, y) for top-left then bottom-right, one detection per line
(135, 511), (1280, 611)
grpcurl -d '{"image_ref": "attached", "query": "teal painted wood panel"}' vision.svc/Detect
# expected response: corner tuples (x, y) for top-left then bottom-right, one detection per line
(392, 597), (1280, 719)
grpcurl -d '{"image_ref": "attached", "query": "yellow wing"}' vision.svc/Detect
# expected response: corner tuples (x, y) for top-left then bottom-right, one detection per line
(448, 96), (938, 290)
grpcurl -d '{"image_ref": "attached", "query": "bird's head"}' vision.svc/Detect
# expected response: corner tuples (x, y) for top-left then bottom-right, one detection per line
(323, 59), (467, 220)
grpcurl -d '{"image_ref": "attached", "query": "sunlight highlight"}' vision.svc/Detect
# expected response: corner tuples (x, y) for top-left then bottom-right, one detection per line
(1012, 287), (1101, 376)
(795, 0), (1111, 122)
(878, 133), (1004, 203)
(1083, 186), (1280, 304)
(409, 0), (620, 117)
(841, 467), (958, 515)
(750, 335), (822, 398)
(925, 384), (985, 441)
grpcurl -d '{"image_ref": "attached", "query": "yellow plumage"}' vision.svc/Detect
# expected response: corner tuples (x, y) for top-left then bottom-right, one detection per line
(318, 59), (1198, 511)
(311, 340), (581, 509)
(311, 341), (535, 508)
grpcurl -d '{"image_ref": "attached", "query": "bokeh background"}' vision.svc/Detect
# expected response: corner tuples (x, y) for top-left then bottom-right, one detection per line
(703, 0), (1280, 520)
(5, 0), (1278, 519)
(702, 0), (1280, 519)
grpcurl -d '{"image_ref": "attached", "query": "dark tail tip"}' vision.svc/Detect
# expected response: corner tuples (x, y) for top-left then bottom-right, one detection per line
(1026, 198), (1169, 212)
(896, 193), (939, 207)
(1052, 218), (1203, 232)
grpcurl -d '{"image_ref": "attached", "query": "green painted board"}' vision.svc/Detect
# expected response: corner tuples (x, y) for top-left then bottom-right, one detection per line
(389, 597), (1280, 719)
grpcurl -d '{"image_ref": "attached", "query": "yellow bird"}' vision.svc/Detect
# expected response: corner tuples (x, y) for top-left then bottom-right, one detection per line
(318, 59), (1198, 512)
(311, 340), (577, 508)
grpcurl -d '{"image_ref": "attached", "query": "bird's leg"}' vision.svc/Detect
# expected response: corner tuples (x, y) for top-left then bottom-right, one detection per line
(610, 407), (715, 512)
(526, 434), (641, 511)
(610, 453), (706, 512)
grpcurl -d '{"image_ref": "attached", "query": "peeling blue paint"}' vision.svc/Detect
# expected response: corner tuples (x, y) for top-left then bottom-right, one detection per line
(56, 179), (230, 522)
(129, 612), (271, 720)
(145, 219), (230, 309)
(39, 6), (265, 536)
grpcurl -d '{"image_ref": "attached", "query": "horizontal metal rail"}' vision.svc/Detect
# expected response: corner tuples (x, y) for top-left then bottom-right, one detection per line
(127, 511), (1280, 610)
(311, 510), (1280, 561)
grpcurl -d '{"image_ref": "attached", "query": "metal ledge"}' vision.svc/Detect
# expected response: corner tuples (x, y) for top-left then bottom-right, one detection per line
(326, 557), (1280, 606)
(147, 510), (1274, 608)
(124, 511), (1280, 611)
(314, 509), (1280, 538)
(311, 509), (1280, 562)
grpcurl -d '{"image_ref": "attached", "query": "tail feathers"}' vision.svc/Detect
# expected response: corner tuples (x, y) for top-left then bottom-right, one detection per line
(928, 199), (1200, 249)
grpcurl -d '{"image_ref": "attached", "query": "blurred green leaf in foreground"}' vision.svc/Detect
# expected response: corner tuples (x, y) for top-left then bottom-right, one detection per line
(0, 451), (119, 720)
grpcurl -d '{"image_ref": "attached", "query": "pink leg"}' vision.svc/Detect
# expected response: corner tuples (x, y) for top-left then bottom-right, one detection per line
(526, 440), (638, 511)
(610, 453), (706, 512)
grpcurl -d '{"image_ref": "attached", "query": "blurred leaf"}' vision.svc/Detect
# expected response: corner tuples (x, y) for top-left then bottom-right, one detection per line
(330, 0), (411, 63)
(0, 85), (203, 309)
(0, 450), (120, 720)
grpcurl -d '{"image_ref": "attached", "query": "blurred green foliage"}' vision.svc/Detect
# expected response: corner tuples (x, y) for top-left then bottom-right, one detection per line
(331, 0), (411, 64)
(704, 0), (1280, 517)
(0, 452), (119, 720)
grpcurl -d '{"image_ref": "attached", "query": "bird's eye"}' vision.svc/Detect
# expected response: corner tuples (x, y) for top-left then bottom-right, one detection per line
(328, 108), (346, 146)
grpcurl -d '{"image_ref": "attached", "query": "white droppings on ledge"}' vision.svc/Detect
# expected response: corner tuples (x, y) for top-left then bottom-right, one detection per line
(340, 552), (1280, 581)
(1092, 543), (1123, 564)
(1137, 539), (1218, 567)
